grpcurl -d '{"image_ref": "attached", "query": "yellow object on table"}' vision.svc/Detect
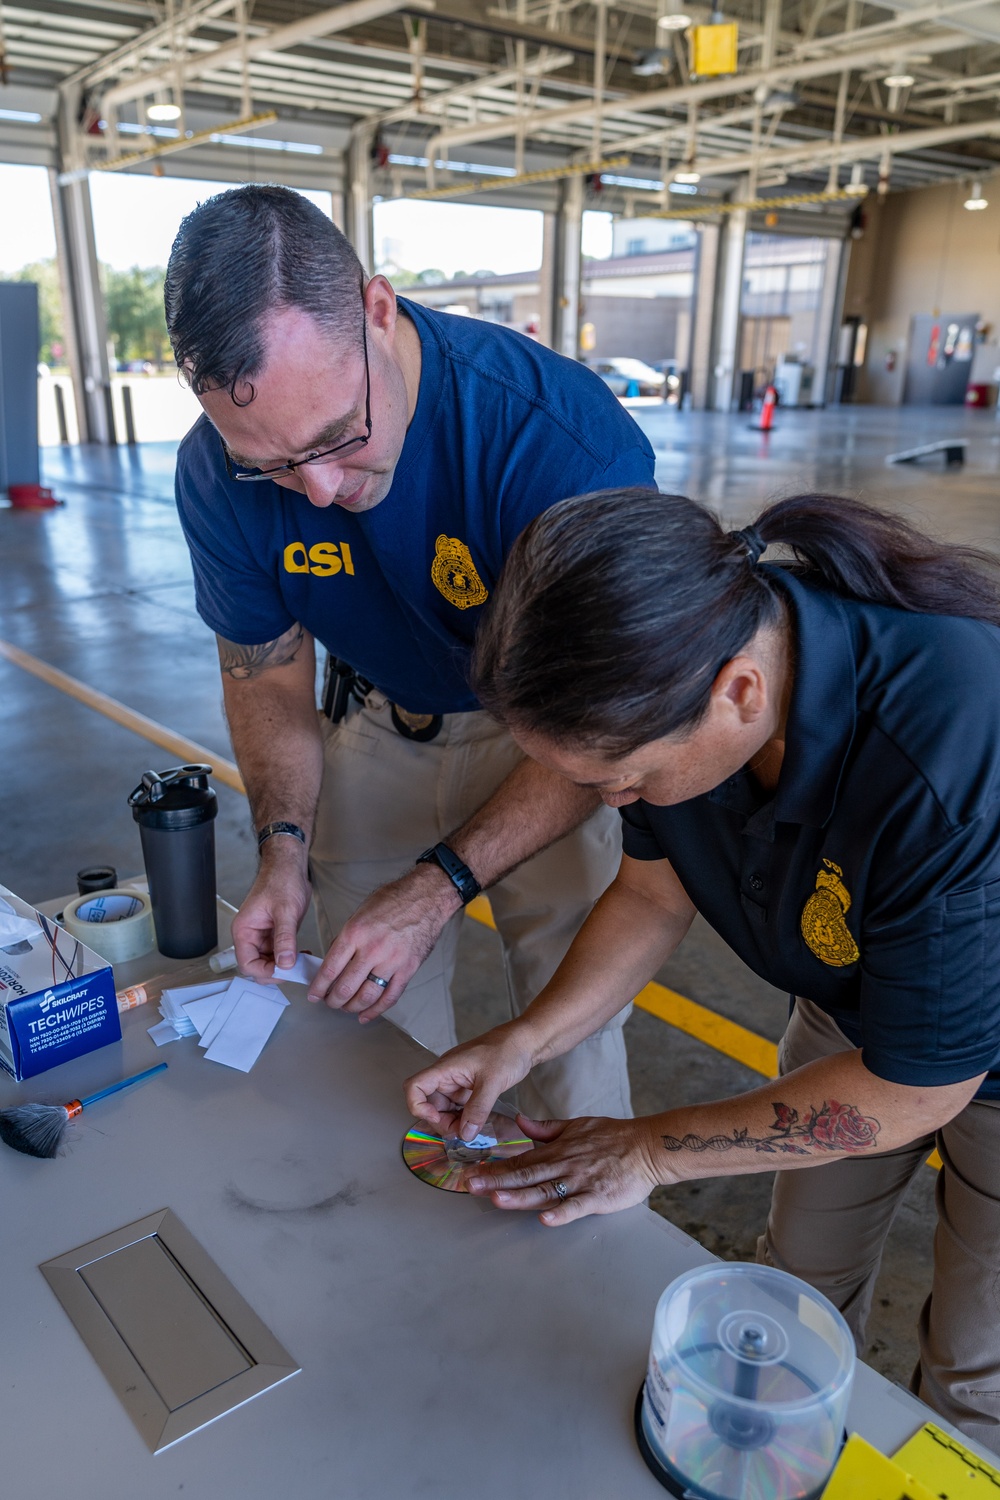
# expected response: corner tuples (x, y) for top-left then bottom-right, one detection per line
(690, 21), (738, 75)
(820, 1433), (935, 1499)
(893, 1422), (1000, 1497)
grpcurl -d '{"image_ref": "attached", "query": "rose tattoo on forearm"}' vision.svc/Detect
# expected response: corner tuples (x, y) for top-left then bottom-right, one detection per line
(661, 1100), (881, 1156)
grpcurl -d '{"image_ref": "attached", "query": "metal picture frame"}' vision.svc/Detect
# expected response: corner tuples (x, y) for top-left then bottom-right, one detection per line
(41, 1208), (300, 1453)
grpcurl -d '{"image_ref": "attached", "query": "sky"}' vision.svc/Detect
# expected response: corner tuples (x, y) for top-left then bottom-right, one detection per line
(0, 164), (56, 271)
(0, 162), (614, 277)
(374, 198), (612, 274)
(0, 165), (333, 273)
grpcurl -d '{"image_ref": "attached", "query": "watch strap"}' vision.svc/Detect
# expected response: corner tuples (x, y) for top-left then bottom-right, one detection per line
(416, 841), (481, 905)
(257, 821), (307, 852)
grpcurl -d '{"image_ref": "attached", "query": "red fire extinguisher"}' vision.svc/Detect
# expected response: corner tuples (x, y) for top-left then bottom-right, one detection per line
(751, 384), (778, 433)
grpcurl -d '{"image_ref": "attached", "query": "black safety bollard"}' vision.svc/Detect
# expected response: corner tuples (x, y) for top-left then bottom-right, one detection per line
(121, 384), (137, 445)
(53, 382), (69, 445)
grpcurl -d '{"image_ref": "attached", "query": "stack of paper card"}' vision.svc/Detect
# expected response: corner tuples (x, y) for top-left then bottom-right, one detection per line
(148, 976), (291, 1073)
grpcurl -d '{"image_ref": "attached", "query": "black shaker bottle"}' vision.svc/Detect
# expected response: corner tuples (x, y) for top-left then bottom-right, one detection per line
(129, 764), (218, 958)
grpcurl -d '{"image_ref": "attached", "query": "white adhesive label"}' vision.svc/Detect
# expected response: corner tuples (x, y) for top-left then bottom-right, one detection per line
(645, 1352), (673, 1430)
(62, 889), (155, 963)
(75, 894), (144, 923)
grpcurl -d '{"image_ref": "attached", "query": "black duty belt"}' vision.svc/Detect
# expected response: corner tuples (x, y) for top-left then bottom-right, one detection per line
(321, 655), (443, 742)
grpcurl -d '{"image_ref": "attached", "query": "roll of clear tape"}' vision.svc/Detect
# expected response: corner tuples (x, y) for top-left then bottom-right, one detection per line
(62, 889), (156, 964)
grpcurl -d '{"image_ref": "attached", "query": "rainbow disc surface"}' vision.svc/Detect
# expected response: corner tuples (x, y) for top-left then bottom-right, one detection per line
(401, 1112), (533, 1192)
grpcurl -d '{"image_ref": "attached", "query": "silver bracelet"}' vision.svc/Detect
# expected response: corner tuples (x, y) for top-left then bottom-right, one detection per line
(256, 821), (307, 852)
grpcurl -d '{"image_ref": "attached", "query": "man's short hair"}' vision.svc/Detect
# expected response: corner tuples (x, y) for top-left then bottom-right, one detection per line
(164, 183), (363, 401)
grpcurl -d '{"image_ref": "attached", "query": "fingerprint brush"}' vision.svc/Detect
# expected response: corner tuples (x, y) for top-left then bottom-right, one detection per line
(0, 1062), (168, 1159)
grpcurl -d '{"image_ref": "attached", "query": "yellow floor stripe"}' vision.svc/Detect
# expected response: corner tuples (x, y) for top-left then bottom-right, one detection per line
(0, 638), (244, 793)
(468, 895), (779, 1076)
(0, 645), (949, 1170)
(633, 981), (779, 1077)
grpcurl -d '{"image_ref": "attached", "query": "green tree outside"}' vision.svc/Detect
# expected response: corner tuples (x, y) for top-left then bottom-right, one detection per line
(8, 258), (171, 368)
(101, 264), (169, 366)
(11, 259), (65, 364)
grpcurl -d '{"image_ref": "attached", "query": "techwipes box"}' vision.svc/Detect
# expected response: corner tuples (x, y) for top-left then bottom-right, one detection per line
(0, 884), (121, 1081)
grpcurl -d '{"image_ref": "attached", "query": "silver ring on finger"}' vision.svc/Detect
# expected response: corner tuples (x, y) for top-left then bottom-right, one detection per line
(553, 1180), (569, 1201)
(366, 972), (390, 989)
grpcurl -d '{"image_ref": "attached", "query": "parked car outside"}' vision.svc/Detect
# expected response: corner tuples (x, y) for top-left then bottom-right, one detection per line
(592, 357), (667, 398)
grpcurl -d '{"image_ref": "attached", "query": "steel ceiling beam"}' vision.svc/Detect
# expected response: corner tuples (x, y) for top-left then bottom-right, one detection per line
(423, 24), (976, 152)
(865, 0), (1000, 46)
(374, 47), (574, 124)
(66, 0), (238, 89)
(788, 0), (996, 58)
(686, 110), (1000, 177)
(407, 2), (639, 62)
(100, 0), (435, 110)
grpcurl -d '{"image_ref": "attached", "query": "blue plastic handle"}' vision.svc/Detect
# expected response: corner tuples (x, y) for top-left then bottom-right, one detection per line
(79, 1062), (168, 1109)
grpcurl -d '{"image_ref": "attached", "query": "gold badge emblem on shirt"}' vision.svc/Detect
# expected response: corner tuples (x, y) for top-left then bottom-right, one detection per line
(431, 535), (489, 610)
(800, 860), (860, 968)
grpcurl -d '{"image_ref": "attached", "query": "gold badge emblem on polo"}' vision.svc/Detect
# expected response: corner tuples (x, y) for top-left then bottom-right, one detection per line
(801, 860), (860, 967)
(431, 535), (489, 610)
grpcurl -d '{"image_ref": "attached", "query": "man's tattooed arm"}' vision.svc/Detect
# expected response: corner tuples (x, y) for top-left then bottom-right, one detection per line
(662, 1100), (880, 1156)
(216, 623), (305, 680)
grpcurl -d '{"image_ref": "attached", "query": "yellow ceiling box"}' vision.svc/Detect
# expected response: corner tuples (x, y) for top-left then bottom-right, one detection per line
(691, 21), (738, 76)
(820, 1433), (936, 1500)
(894, 1422), (1000, 1498)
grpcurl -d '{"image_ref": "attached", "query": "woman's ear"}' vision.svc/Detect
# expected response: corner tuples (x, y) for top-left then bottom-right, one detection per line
(713, 654), (769, 723)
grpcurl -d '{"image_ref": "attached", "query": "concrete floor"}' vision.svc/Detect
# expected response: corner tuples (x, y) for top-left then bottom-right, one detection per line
(4, 402), (999, 1389)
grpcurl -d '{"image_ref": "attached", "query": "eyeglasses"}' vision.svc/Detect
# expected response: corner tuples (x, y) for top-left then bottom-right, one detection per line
(221, 293), (372, 483)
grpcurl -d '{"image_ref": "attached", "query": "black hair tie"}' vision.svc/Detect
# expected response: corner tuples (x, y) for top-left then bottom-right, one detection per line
(728, 525), (767, 566)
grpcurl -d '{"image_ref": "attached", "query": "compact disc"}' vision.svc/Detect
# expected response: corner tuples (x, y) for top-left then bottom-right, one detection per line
(401, 1111), (533, 1192)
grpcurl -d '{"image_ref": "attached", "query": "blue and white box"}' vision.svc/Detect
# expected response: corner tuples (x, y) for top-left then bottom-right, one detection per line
(0, 883), (121, 1082)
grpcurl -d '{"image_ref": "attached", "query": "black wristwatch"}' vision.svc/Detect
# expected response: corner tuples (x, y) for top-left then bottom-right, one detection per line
(416, 842), (481, 906)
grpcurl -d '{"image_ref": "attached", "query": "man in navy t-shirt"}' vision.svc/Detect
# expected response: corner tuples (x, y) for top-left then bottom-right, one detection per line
(166, 184), (655, 1119)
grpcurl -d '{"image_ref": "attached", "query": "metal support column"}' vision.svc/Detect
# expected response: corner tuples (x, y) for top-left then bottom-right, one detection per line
(53, 85), (116, 444)
(711, 180), (749, 412)
(687, 221), (721, 411)
(812, 237), (847, 406)
(552, 174), (584, 362)
(537, 210), (558, 350)
(345, 124), (375, 273)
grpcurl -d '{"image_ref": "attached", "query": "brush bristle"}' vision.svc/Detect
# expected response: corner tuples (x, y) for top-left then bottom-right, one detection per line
(0, 1102), (70, 1158)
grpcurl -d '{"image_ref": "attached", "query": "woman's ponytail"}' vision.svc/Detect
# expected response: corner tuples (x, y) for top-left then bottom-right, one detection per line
(754, 493), (1000, 627)
(473, 487), (1000, 756)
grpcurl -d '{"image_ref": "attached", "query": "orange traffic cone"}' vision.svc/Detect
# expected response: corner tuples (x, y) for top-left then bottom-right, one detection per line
(750, 385), (778, 433)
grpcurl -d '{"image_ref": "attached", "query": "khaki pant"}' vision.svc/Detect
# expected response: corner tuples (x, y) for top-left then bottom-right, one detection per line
(758, 996), (1000, 1455)
(308, 696), (632, 1121)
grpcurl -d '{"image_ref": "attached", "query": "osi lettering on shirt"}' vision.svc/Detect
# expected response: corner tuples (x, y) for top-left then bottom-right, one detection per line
(282, 541), (355, 577)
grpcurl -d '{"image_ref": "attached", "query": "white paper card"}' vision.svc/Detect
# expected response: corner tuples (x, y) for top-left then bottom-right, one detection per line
(197, 982), (245, 1049)
(183, 992), (225, 1037)
(204, 990), (287, 1072)
(271, 951), (322, 986)
(174, 980), (230, 1008)
(148, 1019), (181, 1046)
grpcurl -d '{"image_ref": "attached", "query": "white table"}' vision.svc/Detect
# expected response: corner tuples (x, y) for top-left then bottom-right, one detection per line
(0, 893), (960, 1499)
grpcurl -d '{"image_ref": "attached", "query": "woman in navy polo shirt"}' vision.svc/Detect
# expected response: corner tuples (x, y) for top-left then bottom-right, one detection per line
(406, 487), (1000, 1451)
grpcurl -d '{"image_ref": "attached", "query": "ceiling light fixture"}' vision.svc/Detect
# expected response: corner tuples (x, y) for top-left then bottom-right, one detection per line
(964, 180), (988, 210)
(882, 71), (914, 88)
(657, 10), (693, 29)
(845, 163), (868, 196)
(674, 169), (701, 183)
(147, 102), (182, 122)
